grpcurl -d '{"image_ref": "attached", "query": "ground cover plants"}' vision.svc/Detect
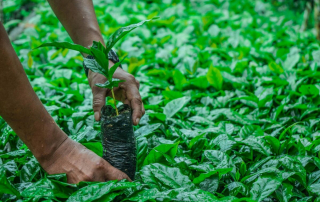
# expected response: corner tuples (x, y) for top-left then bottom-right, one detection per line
(0, 0), (320, 201)
(37, 18), (157, 180)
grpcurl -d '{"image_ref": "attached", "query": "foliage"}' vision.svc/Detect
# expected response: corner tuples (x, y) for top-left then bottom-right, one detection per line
(1, 0), (320, 201)
(37, 18), (157, 115)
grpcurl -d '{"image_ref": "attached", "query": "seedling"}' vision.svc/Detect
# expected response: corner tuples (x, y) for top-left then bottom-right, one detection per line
(37, 17), (158, 116)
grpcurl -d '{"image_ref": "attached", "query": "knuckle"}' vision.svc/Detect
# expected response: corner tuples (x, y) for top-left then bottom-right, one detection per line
(132, 97), (142, 105)
(95, 159), (105, 170)
(92, 92), (106, 107)
(92, 96), (103, 103)
(119, 83), (126, 89)
(119, 173), (129, 180)
(82, 172), (95, 181)
(89, 74), (106, 88)
(127, 74), (135, 81)
(92, 85), (103, 94)
(91, 88), (100, 96)
(92, 99), (103, 109)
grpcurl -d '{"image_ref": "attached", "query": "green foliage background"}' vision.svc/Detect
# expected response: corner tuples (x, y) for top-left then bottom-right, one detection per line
(1, 0), (320, 201)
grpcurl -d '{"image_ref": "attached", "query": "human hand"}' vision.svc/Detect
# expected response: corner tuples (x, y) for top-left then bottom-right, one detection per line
(41, 137), (131, 184)
(88, 60), (145, 125)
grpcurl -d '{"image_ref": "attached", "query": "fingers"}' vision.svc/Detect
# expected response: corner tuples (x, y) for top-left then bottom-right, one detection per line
(90, 69), (145, 124)
(103, 163), (132, 182)
(126, 86), (143, 125)
(117, 75), (144, 125)
(89, 71), (108, 121)
(92, 87), (107, 121)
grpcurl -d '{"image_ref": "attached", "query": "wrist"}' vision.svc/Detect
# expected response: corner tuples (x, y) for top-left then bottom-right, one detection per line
(39, 137), (76, 171)
(32, 123), (68, 167)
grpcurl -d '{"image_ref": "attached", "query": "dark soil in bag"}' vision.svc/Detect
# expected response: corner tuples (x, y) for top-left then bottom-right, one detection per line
(101, 104), (136, 180)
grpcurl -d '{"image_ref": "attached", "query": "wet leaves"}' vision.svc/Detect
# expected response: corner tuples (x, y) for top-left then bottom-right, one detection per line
(1, 0), (320, 201)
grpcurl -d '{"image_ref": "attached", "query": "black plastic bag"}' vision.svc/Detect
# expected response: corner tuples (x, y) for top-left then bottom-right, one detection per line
(101, 104), (136, 180)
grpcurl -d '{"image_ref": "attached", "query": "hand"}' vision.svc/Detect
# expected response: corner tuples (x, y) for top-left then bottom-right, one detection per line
(88, 61), (145, 125)
(41, 137), (131, 184)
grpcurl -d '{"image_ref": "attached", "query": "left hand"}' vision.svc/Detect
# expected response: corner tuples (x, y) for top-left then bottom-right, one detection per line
(88, 61), (145, 125)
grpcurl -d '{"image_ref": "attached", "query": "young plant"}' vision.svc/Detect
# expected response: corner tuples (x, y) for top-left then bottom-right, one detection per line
(37, 17), (158, 115)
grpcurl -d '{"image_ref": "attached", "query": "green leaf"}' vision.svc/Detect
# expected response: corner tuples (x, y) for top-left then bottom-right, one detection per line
(188, 76), (209, 89)
(250, 177), (281, 202)
(163, 96), (191, 119)
(257, 87), (274, 108)
(95, 78), (125, 89)
(241, 167), (280, 184)
(203, 150), (234, 169)
(67, 181), (138, 202)
(198, 173), (219, 194)
(191, 138), (208, 158)
(82, 142), (103, 157)
(135, 123), (162, 138)
(225, 182), (248, 196)
(36, 42), (91, 55)
(92, 41), (106, 52)
(279, 122), (301, 141)
(137, 137), (148, 170)
(108, 56), (126, 81)
(307, 170), (320, 186)
(239, 125), (263, 139)
(268, 61), (284, 74)
(21, 177), (74, 199)
(0, 166), (20, 196)
(241, 137), (272, 156)
(278, 156), (307, 187)
(140, 163), (195, 191)
(125, 188), (160, 202)
(90, 47), (110, 76)
(193, 168), (232, 183)
(207, 66), (223, 90)
(283, 53), (300, 70)
(240, 161), (247, 176)
(173, 70), (187, 91)
(143, 142), (179, 166)
(275, 183), (293, 202)
(173, 188), (218, 201)
(162, 91), (184, 100)
(308, 183), (320, 194)
(83, 57), (107, 77)
(299, 85), (320, 96)
(20, 157), (40, 183)
(27, 52), (33, 68)
(265, 136), (280, 155)
(105, 17), (159, 55)
(0, 150), (28, 158)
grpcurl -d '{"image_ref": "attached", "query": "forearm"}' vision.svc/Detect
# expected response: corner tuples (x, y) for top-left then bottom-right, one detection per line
(0, 23), (67, 164)
(48, 0), (104, 49)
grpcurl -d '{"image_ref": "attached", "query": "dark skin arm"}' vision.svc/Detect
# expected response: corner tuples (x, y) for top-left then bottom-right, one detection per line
(0, 23), (130, 183)
(47, 0), (145, 125)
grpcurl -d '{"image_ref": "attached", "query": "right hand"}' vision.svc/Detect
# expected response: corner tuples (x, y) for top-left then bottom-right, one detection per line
(41, 137), (131, 184)
(88, 60), (145, 125)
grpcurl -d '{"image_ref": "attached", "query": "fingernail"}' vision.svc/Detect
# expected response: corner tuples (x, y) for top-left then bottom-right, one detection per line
(94, 112), (100, 121)
(136, 118), (140, 124)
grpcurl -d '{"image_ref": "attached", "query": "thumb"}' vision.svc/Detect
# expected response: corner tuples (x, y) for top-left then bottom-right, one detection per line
(92, 87), (107, 121)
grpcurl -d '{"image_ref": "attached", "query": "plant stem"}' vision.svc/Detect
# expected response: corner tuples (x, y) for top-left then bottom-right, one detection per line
(111, 87), (119, 116)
